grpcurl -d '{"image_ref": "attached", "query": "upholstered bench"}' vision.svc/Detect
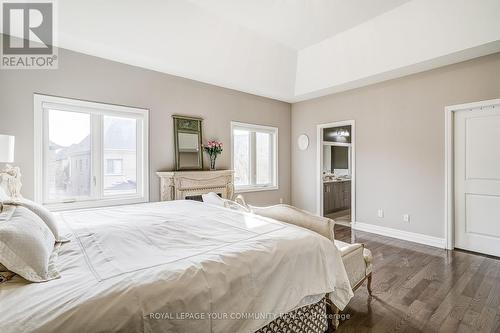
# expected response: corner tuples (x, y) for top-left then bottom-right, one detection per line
(205, 192), (375, 330)
(334, 240), (372, 294)
(245, 203), (373, 330)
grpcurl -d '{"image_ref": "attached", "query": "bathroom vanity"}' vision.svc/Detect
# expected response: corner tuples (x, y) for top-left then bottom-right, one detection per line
(323, 179), (351, 215)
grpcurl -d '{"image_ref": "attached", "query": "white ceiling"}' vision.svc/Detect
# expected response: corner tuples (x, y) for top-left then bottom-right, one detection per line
(3, 0), (500, 102)
(186, 0), (411, 50)
(56, 0), (298, 101)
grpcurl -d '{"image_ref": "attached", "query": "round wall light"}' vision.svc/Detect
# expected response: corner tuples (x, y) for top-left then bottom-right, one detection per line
(297, 134), (309, 151)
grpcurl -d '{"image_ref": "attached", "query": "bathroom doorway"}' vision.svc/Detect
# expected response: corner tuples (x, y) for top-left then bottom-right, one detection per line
(317, 120), (355, 226)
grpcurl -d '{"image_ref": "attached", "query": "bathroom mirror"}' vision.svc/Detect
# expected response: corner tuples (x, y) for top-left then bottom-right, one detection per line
(173, 115), (203, 170)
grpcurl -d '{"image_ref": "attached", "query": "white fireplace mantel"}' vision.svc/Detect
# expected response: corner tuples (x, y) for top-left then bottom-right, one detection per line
(156, 170), (234, 201)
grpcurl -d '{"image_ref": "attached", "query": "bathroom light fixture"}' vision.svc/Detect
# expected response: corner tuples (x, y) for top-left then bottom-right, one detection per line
(334, 129), (349, 137)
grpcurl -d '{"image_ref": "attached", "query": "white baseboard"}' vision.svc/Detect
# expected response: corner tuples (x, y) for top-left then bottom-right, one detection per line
(351, 222), (446, 249)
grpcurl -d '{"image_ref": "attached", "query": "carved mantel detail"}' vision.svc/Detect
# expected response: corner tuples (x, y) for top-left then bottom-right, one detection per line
(156, 170), (234, 201)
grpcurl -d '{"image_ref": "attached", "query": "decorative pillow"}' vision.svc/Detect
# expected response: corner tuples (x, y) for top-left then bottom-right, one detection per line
(202, 192), (225, 206)
(202, 192), (251, 212)
(2, 198), (68, 243)
(0, 207), (16, 280)
(223, 200), (251, 213)
(0, 206), (60, 282)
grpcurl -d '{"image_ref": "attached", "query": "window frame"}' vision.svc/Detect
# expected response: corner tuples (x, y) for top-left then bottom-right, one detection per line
(230, 121), (278, 193)
(34, 94), (149, 211)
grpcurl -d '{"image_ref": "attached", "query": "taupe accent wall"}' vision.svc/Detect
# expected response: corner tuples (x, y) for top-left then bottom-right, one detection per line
(291, 53), (500, 239)
(0, 47), (291, 205)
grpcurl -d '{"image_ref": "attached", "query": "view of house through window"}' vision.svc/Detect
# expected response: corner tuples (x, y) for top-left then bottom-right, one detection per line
(231, 122), (277, 192)
(47, 109), (92, 201)
(103, 116), (137, 196)
(106, 159), (123, 175)
(35, 95), (148, 209)
(233, 129), (250, 186)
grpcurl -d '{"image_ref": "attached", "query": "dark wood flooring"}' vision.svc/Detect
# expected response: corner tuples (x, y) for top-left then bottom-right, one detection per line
(334, 224), (500, 333)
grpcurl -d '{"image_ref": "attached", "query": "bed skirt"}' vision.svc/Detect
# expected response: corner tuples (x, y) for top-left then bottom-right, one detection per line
(255, 297), (328, 333)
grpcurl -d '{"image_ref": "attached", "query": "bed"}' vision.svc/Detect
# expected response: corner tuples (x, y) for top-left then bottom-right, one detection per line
(0, 200), (353, 333)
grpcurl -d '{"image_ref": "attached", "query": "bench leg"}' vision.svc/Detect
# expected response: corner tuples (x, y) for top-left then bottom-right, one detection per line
(326, 298), (340, 331)
(367, 273), (372, 295)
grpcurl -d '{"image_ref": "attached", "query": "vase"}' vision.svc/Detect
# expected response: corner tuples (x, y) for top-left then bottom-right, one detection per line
(209, 155), (217, 171)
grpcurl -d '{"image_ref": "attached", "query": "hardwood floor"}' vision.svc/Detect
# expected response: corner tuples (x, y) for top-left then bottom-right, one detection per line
(334, 224), (500, 333)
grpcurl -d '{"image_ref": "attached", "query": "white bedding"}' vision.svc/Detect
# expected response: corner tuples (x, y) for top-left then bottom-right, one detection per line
(0, 200), (353, 333)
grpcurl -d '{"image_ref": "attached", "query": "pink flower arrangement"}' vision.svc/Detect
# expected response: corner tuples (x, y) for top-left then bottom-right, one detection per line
(203, 140), (223, 170)
(204, 140), (223, 150)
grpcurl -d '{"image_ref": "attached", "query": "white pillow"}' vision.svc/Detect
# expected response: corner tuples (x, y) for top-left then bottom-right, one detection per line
(2, 198), (68, 242)
(202, 192), (251, 212)
(0, 206), (14, 273)
(202, 192), (225, 206)
(223, 200), (251, 213)
(0, 206), (60, 282)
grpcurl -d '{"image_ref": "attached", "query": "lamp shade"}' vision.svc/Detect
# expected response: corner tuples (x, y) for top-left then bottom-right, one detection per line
(0, 135), (15, 163)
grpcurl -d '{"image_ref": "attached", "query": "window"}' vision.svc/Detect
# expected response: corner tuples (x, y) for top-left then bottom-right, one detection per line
(34, 94), (149, 210)
(231, 122), (278, 192)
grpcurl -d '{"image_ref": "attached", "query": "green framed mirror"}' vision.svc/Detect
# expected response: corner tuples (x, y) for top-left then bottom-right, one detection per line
(173, 115), (203, 170)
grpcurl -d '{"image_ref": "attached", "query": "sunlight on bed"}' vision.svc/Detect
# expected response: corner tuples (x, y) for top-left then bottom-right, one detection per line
(242, 215), (269, 229)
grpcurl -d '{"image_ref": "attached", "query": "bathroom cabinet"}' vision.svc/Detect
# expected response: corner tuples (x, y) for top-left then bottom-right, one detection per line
(323, 180), (351, 214)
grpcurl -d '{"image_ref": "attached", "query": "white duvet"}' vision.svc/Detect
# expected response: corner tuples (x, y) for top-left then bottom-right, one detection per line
(0, 200), (353, 333)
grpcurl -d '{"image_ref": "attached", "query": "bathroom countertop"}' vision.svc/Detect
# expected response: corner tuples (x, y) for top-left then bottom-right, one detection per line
(323, 179), (351, 183)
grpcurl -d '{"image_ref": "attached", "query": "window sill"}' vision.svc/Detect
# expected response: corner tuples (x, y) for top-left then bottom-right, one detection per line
(235, 186), (279, 194)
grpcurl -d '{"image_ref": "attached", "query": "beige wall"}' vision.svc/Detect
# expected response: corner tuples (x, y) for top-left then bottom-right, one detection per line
(0, 47), (291, 205)
(291, 53), (500, 239)
(2, 41), (499, 240)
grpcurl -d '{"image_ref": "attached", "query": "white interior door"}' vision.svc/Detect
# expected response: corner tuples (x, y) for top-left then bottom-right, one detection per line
(454, 104), (500, 256)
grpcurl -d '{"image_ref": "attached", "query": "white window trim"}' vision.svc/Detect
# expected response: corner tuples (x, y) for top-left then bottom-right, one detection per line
(34, 94), (149, 211)
(230, 121), (278, 193)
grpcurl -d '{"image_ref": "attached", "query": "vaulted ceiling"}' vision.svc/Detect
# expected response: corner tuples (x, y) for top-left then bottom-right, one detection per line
(185, 0), (412, 50)
(9, 0), (500, 102)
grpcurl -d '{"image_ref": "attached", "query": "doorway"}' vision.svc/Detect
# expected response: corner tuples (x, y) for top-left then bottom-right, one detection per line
(445, 98), (500, 256)
(317, 120), (355, 226)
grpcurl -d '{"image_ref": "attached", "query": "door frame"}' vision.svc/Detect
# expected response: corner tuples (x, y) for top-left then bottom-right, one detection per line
(316, 120), (356, 224)
(444, 98), (500, 250)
